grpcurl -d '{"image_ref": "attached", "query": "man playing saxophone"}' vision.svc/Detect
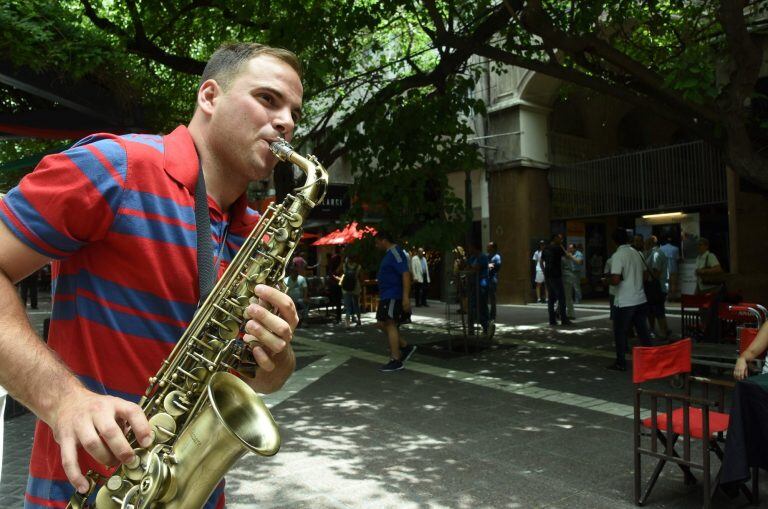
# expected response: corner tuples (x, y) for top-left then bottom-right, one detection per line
(0, 43), (303, 508)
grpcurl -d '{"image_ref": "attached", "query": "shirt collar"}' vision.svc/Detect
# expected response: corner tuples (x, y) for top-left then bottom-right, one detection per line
(162, 125), (199, 193)
(162, 125), (258, 232)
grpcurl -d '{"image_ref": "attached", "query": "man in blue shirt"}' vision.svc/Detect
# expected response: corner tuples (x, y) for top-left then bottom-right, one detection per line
(467, 241), (490, 336)
(375, 231), (415, 372)
(659, 236), (680, 300)
(487, 241), (502, 324)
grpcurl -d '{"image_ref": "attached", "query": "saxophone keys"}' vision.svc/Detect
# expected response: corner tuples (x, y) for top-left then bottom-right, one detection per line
(162, 391), (187, 416)
(124, 449), (149, 481)
(218, 319), (240, 340)
(273, 227), (289, 242)
(288, 212), (303, 228)
(94, 482), (125, 509)
(149, 413), (177, 443)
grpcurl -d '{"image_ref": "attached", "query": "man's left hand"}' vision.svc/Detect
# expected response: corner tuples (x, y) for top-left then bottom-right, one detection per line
(243, 284), (298, 393)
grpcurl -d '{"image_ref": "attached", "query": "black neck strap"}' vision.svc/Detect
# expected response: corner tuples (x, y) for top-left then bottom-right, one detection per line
(194, 162), (215, 305)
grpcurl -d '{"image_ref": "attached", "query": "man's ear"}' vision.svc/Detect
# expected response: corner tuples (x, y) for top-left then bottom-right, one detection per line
(197, 79), (221, 115)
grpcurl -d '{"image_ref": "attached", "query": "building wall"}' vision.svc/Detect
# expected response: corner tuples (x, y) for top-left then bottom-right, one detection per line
(488, 166), (550, 303)
(728, 169), (768, 303)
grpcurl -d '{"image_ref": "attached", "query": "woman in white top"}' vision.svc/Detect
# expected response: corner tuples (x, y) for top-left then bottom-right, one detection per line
(532, 241), (547, 303)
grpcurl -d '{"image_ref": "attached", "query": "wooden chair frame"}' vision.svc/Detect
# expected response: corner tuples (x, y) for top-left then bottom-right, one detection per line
(634, 373), (758, 507)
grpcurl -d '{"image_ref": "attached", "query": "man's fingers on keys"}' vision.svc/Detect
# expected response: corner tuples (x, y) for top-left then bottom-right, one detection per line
(254, 285), (299, 330)
(115, 399), (153, 448)
(59, 433), (90, 494)
(251, 345), (276, 372)
(244, 319), (287, 354)
(92, 412), (135, 465)
(245, 303), (293, 343)
(76, 417), (119, 467)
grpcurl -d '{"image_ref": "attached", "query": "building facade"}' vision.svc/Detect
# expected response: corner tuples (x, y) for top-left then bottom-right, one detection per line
(452, 59), (768, 304)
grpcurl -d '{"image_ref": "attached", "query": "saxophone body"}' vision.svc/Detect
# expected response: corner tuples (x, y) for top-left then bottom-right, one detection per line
(68, 140), (328, 509)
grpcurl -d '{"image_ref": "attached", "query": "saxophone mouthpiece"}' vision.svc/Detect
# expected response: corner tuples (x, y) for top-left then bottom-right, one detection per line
(269, 138), (294, 162)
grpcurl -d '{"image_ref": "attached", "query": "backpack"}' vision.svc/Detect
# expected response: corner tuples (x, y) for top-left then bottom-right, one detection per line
(342, 263), (358, 291)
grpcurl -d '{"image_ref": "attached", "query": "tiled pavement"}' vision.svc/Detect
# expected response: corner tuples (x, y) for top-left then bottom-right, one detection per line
(2, 297), (765, 508)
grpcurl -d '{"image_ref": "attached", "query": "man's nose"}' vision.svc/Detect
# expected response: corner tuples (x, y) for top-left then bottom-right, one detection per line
(273, 110), (295, 139)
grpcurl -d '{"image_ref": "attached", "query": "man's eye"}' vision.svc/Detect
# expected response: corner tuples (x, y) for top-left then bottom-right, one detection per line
(258, 93), (274, 104)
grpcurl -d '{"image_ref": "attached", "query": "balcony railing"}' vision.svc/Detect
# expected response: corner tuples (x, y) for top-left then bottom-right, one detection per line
(548, 141), (727, 219)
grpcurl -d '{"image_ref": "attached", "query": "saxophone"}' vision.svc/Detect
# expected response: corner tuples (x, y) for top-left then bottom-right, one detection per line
(68, 140), (328, 509)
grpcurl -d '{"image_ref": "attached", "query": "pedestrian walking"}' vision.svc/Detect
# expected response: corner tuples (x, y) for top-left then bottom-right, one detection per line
(19, 269), (40, 309)
(532, 240), (547, 303)
(541, 234), (571, 326)
(573, 243), (585, 303)
(467, 241), (490, 336)
(659, 237), (680, 300)
(374, 231), (415, 372)
(284, 265), (309, 326)
(645, 235), (670, 339)
(328, 246), (343, 323)
(0, 42), (300, 505)
(341, 253), (363, 327)
(418, 248), (430, 306)
(410, 247), (430, 307)
(487, 241), (501, 321)
(608, 228), (652, 371)
(563, 243), (581, 320)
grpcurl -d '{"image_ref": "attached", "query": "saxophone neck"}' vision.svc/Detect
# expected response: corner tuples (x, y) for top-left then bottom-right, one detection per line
(270, 139), (328, 207)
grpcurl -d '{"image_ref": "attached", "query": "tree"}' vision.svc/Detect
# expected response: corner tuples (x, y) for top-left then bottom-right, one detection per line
(4, 0), (762, 243)
(0, 0), (498, 249)
(422, 0), (768, 188)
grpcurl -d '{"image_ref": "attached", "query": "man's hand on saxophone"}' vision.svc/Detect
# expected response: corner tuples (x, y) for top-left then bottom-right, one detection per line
(50, 388), (153, 494)
(242, 284), (298, 394)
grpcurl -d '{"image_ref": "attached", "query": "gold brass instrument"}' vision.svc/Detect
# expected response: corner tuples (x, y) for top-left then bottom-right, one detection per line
(68, 140), (328, 508)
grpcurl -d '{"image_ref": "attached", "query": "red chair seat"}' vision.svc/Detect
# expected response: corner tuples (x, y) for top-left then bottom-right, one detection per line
(642, 407), (729, 439)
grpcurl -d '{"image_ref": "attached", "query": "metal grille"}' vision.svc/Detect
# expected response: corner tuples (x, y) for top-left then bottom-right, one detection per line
(548, 141), (727, 219)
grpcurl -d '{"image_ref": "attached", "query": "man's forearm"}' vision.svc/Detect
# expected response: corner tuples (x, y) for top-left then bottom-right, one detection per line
(0, 271), (82, 425)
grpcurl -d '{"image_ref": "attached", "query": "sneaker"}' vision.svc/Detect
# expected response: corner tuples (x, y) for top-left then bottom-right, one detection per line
(561, 320), (573, 326)
(606, 362), (627, 372)
(401, 345), (417, 363)
(379, 359), (404, 372)
(487, 320), (496, 339)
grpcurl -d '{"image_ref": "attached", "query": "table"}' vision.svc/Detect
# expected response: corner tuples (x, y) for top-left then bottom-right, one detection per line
(720, 372), (768, 492)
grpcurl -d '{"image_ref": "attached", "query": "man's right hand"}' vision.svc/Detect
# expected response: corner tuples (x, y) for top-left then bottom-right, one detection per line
(50, 387), (153, 494)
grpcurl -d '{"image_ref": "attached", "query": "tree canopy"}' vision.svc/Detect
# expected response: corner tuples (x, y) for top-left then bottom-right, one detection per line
(1, 1), (766, 245)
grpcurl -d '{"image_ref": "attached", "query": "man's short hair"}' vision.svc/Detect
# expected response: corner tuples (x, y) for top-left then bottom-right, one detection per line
(550, 233), (560, 242)
(488, 241), (497, 251)
(612, 228), (629, 245)
(376, 230), (395, 243)
(698, 237), (710, 247)
(199, 42), (302, 92)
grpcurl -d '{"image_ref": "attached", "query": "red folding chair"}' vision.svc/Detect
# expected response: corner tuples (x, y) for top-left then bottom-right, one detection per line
(680, 294), (715, 337)
(633, 338), (741, 508)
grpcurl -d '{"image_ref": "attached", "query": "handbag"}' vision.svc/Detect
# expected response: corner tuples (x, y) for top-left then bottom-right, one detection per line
(700, 253), (728, 285)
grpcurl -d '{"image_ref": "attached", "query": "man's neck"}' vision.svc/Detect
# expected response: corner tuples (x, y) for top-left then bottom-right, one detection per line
(189, 123), (247, 211)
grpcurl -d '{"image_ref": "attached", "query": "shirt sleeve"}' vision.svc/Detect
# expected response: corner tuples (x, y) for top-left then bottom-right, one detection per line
(398, 252), (410, 275)
(0, 135), (127, 259)
(709, 252), (720, 267)
(611, 251), (624, 276)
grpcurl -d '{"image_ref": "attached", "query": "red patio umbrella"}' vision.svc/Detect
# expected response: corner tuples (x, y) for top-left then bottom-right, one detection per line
(312, 222), (377, 246)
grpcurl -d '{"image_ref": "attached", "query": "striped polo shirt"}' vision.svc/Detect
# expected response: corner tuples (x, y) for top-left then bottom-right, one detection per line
(0, 126), (260, 509)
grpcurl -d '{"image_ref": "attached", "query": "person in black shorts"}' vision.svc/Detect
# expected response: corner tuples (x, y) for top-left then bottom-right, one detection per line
(374, 230), (416, 372)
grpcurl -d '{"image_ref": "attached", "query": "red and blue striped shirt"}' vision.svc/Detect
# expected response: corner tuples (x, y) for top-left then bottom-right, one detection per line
(0, 126), (259, 509)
